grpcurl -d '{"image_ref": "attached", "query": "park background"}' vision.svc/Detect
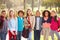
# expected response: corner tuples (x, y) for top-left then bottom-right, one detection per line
(0, 0), (60, 40)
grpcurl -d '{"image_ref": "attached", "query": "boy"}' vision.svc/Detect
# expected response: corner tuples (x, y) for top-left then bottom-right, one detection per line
(34, 10), (42, 40)
(17, 10), (24, 40)
(0, 10), (8, 40)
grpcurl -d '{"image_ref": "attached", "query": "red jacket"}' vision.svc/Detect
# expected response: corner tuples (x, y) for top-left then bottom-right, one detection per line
(50, 17), (60, 31)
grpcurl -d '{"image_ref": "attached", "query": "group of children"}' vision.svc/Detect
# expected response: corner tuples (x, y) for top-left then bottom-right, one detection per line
(0, 9), (60, 40)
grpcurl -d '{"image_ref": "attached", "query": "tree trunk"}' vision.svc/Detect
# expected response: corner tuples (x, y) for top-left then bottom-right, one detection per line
(32, 0), (34, 11)
(58, 7), (60, 14)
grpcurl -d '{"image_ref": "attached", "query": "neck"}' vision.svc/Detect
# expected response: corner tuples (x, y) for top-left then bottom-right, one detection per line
(10, 16), (14, 18)
(36, 15), (40, 17)
(44, 16), (48, 18)
(19, 16), (22, 18)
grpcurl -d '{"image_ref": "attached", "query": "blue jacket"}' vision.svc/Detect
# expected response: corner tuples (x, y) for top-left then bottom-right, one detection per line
(8, 18), (18, 32)
(17, 16), (24, 31)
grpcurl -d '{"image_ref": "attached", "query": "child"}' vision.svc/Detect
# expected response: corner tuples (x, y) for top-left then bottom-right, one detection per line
(50, 10), (60, 40)
(17, 10), (24, 40)
(8, 10), (17, 40)
(42, 10), (51, 40)
(26, 9), (35, 40)
(34, 10), (42, 40)
(0, 10), (8, 40)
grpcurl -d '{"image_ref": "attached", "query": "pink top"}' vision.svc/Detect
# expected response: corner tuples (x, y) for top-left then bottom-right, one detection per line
(50, 17), (60, 31)
(42, 22), (51, 28)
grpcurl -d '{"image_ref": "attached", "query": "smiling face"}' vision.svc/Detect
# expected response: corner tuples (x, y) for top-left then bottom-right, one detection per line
(42, 10), (50, 17)
(9, 10), (15, 17)
(19, 12), (24, 17)
(36, 10), (40, 16)
(27, 9), (32, 16)
(1, 11), (6, 17)
(44, 12), (49, 17)
(51, 11), (56, 17)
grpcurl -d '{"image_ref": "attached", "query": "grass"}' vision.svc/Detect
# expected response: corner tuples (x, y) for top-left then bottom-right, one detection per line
(32, 31), (59, 40)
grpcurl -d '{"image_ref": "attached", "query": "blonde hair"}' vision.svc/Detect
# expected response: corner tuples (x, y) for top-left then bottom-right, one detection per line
(8, 9), (17, 20)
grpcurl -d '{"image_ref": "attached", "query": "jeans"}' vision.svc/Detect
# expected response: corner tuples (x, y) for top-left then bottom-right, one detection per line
(28, 31), (32, 40)
(34, 30), (41, 40)
(0, 32), (7, 40)
(50, 30), (60, 40)
(17, 31), (22, 40)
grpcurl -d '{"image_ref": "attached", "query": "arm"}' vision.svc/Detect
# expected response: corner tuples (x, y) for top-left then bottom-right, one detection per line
(15, 18), (18, 34)
(32, 16), (35, 30)
(24, 18), (28, 26)
(24, 18), (30, 29)
(8, 19), (14, 34)
(8, 20), (11, 30)
(3, 20), (8, 33)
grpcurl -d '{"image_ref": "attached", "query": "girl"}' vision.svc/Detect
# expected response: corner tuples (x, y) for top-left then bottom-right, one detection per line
(50, 10), (60, 40)
(25, 9), (35, 40)
(42, 10), (51, 40)
(8, 10), (17, 40)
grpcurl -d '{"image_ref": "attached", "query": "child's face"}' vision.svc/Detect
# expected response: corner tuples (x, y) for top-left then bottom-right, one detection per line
(19, 12), (23, 17)
(36, 12), (40, 16)
(45, 12), (49, 17)
(51, 12), (56, 17)
(9, 11), (14, 17)
(1, 12), (6, 17)
(27, 10), (32, 16)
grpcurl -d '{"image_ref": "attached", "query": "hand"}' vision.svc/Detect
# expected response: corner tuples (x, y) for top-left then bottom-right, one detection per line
(58, 28), (60, 30)
(32, 28), (34, 30)
(11, 31), (14, 35)
(15, 32), (17, 35)
(28, 24), (30, 26)
(43, 23), (50, 28)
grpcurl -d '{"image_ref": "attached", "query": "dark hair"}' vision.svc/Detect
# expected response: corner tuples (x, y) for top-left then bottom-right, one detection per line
(42, 10), (51, 17)
(1, 10), (6, 13)
(54, 15), (58, 22)
(18, 10), (24, 15)
(26, 9), (32, 17)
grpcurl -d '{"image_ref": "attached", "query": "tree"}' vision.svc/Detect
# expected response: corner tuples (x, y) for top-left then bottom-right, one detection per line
(41, 0), (60, 13)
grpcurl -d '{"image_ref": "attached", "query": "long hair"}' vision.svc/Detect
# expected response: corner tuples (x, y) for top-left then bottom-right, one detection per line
(26, 9), (32, 17)
(51, 10), (58, 22)
(54, 15), (58, 22)
(42, 10), (51, 18)
(8, 10), (16, 20)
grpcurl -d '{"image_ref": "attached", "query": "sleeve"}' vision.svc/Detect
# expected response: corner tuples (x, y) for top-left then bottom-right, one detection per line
(3, 20), (8, 33)
(41, 17), (43, 28)
(24, 18), (28, 26)
(58, 18), (60, 27)
(7, 20), (11, 31)
(5, 20), (8, 33)
(32, 16), (35, 29)
(15, 18), (18, 33)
